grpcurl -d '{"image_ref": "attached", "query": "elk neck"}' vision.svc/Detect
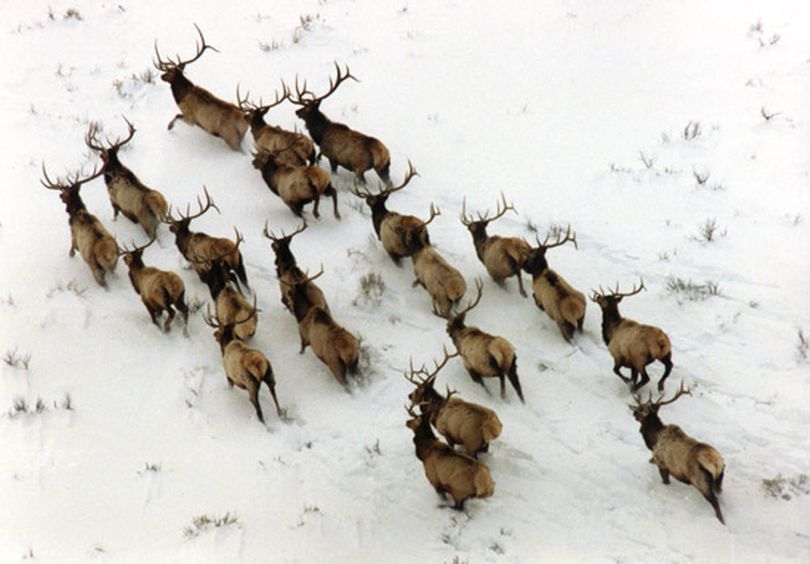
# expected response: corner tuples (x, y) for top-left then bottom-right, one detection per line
(411, 418), (438, 461)
(370, 199), (391, 238)
(62, 188), (86, 217)
(169, 72), (194, 104)
(469, 225), (490, 263)
(639, 412), (665, 451)
(300, 108), (329, 145)
(600, 302), (623, 346)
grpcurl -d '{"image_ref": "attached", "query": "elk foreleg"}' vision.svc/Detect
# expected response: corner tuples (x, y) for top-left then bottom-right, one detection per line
(167, 113), (187, 130)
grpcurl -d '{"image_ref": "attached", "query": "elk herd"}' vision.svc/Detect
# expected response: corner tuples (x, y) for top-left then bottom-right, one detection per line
(39, 25), (727, 524)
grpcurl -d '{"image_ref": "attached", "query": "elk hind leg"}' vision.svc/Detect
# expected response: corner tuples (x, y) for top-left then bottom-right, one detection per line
(658, 353), (673, 391)
(612, 362), (630, 383)
(246, 379), (264, 423)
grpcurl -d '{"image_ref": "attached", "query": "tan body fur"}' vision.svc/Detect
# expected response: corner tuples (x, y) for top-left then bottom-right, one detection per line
(454, 328), (515, 381)
(298, 307), (359, 386)
(105, 171), (168, 239)
(260, 159), (338, 219)
(184, 234), (242, 278)
(481, 237), (531, 282)
(531, 271), (586, 341)
(608, 319), (671, 378)
(321, 125), (390, 181)
(175, 87), (247, 151)
(279, 269), (330, 316)
(254, 127), (314, 166)
(434, 397), (503, 455)
(653, 425), (725, 499)
(411, 245), (467, 317)
(407, 415), (495, 509)
(381, 214), (428, 259)
(70, 212), (118, 287)
(127, 264), (187, 333)
(216, 285), (257, 341)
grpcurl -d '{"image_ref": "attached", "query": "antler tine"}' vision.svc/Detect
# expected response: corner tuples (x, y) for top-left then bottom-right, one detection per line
(490, 191), (517, 223)
(422, 202), (441, 227)
(40, 163), (66, 190)
(84, 121), (106, 152)
(103, 116), (136, 151)
(612, 277), (646, 298)
(653, 381), (692, 408)
(382, 160), (419, 196)
(203, 303), (220, 328)
(460, 197), (471, 226)
(454, 277), (484, 318)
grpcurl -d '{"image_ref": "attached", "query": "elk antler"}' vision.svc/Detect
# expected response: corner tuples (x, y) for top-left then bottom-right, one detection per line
(116, 236), (157, 257)
(86, 117), (136, 155)
(277, 264), (324, 287)
(288, 61), (359, 107)
(460, 192), (516, 227)
(237, 83), (287, 114)
(535, 224), (578, 250)
(262, 219), (308, 242)
(166, 186), (221, 224)
(351, 160), (418, 199)
(451, 277), (484, 319)
(154, 23), (219, 72)
(40, 162), (104, 191)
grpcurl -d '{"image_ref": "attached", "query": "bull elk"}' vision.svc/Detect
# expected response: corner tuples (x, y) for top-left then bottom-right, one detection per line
(262, 220), (329, 316)
(522, 226), (586, 342)
(153, 24), (247, 150)
(281, 267), (359, 386)
(289, 62), (391, 185)
(204, 306), (282, 424)
(41, 164), (118, 287)
(447, 279), (524, 403)
(251, 142), (339, 220)
(166, 187), (249, 293)
(405, 402), (495, 510)
(591, 280), (673, 392)
(352, 161), (439, 264)
(406, 347), (503, 458)
(238, 85), (316, 166)
(118, 237), (188, 334)
(460, 192), (531, 297)
(198, 259), (257, 341)
(630, 383), (725, 524)
(85, 118), (169, 239)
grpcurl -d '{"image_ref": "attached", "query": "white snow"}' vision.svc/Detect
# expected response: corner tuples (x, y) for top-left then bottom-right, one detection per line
(1, 0), (809, 562)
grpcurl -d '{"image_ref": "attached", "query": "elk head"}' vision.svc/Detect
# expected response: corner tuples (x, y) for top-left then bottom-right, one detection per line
(262, 219), (308, 271)
(117, 236), (157, 269)
(85, 117), (136, 169)
(523, 225), (578, 275)
(287, 62), (359, 122)
(460, 192), (516, 245)
(629, 381), (692, 423)
(237, 83), (287, 130)
(589, 278), (645, 314)
(203, 297), (258, 348)
(447, 278), (484, 335)
(405, 345), (459, 408)
(40, 162), (105, 212)
(153, 23), (219, 84)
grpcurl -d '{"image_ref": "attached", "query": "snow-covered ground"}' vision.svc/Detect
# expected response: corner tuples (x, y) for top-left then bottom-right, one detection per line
(2, 1), (809, 562)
